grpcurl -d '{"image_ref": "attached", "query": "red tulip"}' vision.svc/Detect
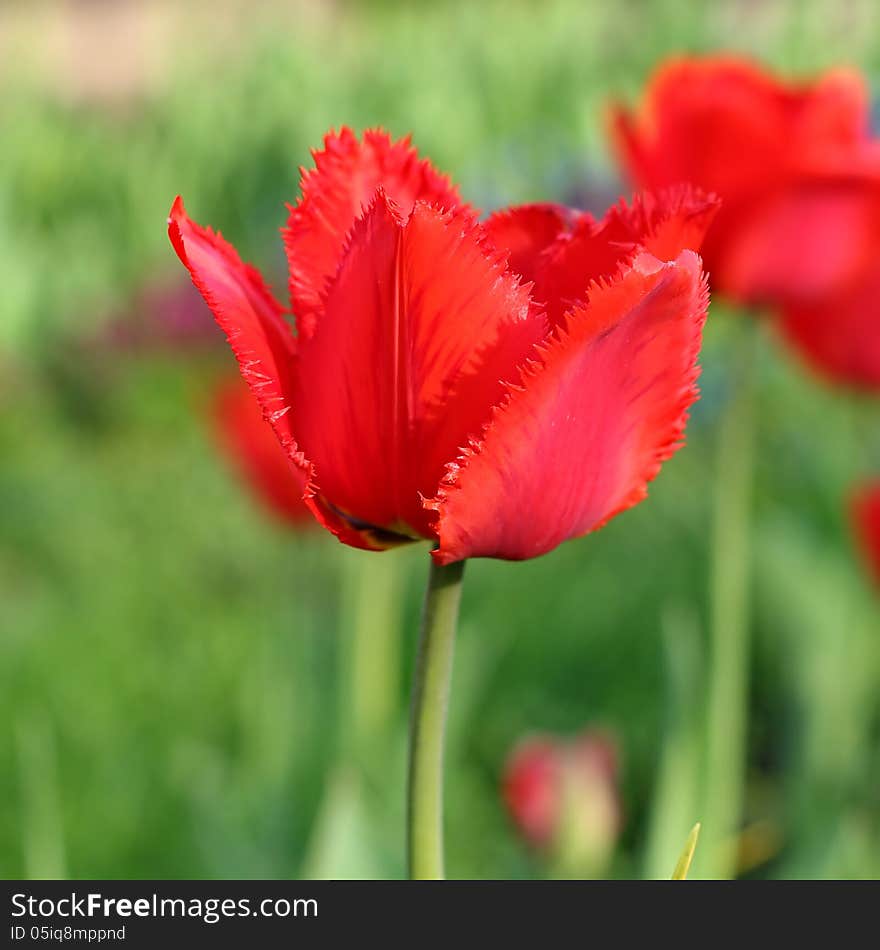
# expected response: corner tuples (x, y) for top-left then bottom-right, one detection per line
(851, 481), (880, 587)
(503, 731), (622, 871)
(169, 128), (715, 563)
(613, 56), (880, 311)
(212, 376), (312, 527)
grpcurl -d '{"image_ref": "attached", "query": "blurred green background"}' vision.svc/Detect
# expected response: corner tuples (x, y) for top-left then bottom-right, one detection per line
(2, 0), (878, 879)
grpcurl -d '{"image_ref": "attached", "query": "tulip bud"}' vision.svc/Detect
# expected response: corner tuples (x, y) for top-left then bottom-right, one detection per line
(502, 730), (622, 878)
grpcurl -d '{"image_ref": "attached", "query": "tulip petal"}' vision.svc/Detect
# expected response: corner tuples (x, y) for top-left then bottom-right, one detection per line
(169, 198), (390, 552)
(482, 202), (583, 284)
(707, 175), (880, 305)
(778, 264), (880, 389)
(613, 57), (869, 196)
(283, 127), (467, 337)
(294, 191), (540, 541)
(168, 196), (302, 460)
(611, 186), (721, 263)
(535, 188), (718, 326)
(431, 250), (708, 563)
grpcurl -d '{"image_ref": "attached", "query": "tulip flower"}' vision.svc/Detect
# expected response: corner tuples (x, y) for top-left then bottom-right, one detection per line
(851, 481), (880, 588)
(169, 127), (714, 878)
(612, 56), (880, 878)
(613, 56), (880, 312)
(614, 56), (880, 396)
(170, 181), (713, 562)
(212, 376), (312, 527)
(503, 731), (622, 877)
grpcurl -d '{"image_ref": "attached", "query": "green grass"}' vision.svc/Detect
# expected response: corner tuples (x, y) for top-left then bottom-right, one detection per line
(1, 0), (879, 879)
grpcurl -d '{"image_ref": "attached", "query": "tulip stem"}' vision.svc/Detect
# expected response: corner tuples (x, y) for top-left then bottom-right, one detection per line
(698, 320), (758, 879)
(407, 558), (465, 880)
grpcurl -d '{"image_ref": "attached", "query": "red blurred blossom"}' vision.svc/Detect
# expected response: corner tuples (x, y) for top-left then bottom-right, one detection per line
(212, 376), (313, 528)
(613, 56), (880, 312)
(503, 731), (622, 868)
(169, 127), (715, 563)
(851, 481), (880, 587)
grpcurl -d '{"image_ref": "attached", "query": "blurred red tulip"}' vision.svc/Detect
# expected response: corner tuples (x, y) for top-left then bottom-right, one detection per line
(503, 731), (622, 874)
(851, 481), (880, 587)
(613, 57), (880, 313)
(170, 127), (714, 562)
(213, 377), (312, 528)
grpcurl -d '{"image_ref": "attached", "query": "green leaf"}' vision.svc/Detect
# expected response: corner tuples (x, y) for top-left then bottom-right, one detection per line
(671, 823), (701, 880)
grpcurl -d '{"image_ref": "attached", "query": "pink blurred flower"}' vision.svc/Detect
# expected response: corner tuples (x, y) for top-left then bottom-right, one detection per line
(503, 730), (622, 875)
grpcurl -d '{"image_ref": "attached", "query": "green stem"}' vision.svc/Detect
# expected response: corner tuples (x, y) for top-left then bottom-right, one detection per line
(697, 322), (758, 879)
(406, 558), (466, 880)
(340, 551), (402, 763)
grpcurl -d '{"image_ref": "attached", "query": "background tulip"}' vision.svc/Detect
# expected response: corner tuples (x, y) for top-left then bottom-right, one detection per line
(613, 56), (880, 313)
(503, 731), (622, 878)
(612, 54), (880, 879)
(614, 56), (880, 392)
(211, 376), (313, 528)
